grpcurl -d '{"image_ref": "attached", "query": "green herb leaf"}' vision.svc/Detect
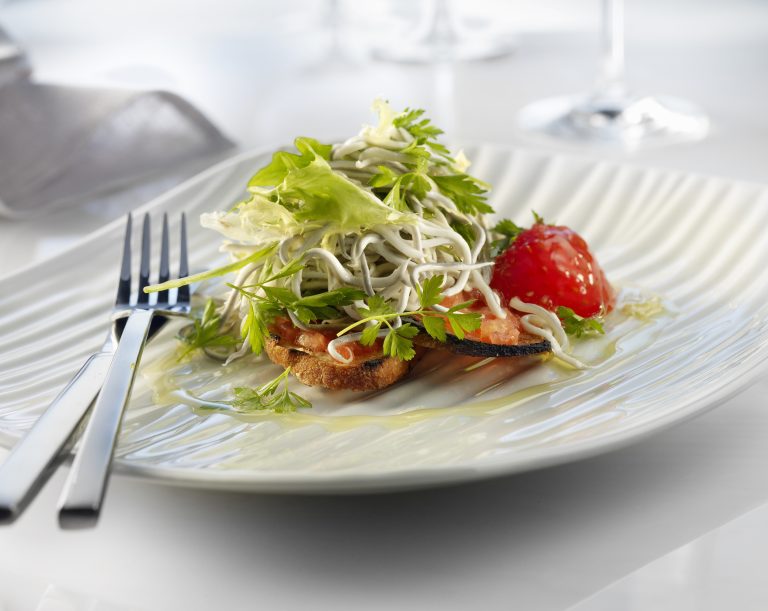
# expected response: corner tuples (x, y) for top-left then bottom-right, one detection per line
(298, 287), (366, 308)
(145, 243), (277, 294)
(178, 298), (238, 358)
(421, 315), (447, 342)
(383, 323), (419, 360)
(493, 218), (523, 238)
(358, 295), (395, 319)
(432, 174), (494, 215)
(490, 218), (524, 257)
(444, 303), (482, 340)
(242, 300), (272, 355)
(416, 275), (444, 309)
(231, 368), (312, 413)
(557, 306), (605, 338)
(451, 220), (476, 248)
(393, 107), (453, 160)
(532, 210), (547, 225)
(369, 166), (399, 189)
(256, 258), (305, 285)
(360, 323), (382, 346)
(382, 176), (408, 212)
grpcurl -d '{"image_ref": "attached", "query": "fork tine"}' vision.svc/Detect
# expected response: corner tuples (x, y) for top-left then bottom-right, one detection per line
(115, 214), (132, 306)
(137, 214), (151, 304)
(157, 213), (170, 304)
(177, 213), (190, 304)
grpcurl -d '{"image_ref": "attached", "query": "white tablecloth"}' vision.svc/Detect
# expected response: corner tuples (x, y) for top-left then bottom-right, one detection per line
(1, 1), (767, 609)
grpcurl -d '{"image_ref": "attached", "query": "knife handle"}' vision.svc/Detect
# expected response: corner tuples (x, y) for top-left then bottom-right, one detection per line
(0, 351), (113, 524)
(58, 309), (153, 529)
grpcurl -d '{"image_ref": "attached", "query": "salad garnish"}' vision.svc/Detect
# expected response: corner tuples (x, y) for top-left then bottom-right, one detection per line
(147, 100), (618, 408)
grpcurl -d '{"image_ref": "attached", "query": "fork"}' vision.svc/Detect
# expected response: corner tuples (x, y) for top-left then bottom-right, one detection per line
(0, 212), (189, 525)
(53, 212), (190, 528)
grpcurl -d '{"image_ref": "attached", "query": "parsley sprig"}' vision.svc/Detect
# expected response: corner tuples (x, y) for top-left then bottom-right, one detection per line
(490, 211), (549, 257)
(490, 219), (524, 257)
(178, 298), (238, 359)
(557, 306), (605, 338)
(337, 276), (482, 360)
(393, 108), (452, 158)
(230, 368), (312, 413)
(230, 265), (366, 356)
(367, 107), (495, 217)
(369, 165), (430, 212)
(432, 174), (494, 215)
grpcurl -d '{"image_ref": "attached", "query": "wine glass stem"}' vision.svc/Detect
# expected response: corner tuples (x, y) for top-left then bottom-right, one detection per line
(597, 0), (626, 98)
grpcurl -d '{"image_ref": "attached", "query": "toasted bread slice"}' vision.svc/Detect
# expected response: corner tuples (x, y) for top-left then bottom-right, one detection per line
(264, 339), (420, 391)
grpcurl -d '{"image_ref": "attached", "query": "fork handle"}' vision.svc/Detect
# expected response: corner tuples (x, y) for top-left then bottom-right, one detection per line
(58, 309), (154, 529)
(0, 351), (113, 524)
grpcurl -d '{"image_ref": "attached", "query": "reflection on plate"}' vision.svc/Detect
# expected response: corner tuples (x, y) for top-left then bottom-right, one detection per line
(1, 147), (767, 493)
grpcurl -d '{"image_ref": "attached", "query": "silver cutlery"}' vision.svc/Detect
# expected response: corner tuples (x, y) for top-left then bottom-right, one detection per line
(0, 212), (189, 526)
(57, 212), (190, 528)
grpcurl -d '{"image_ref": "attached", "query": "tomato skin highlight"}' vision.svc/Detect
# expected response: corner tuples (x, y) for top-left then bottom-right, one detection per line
(490, 223), (614, 318)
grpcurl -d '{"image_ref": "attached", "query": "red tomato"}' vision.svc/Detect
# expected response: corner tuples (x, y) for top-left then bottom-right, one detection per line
(490, 224), (614, 318)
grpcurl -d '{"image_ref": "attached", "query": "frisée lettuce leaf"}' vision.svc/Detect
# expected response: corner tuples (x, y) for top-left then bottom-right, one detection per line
(211, 146), (415, 244)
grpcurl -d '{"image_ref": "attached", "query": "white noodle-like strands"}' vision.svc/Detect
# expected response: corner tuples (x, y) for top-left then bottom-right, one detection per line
(508, 297), (587, 369)
(326, 330), (390, 364)
(470, 270), (506, 318)
(217, 105), (524, 364)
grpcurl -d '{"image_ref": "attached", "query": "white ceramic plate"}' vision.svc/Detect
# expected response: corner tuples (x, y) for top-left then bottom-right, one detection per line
(2, 147), (768, 493)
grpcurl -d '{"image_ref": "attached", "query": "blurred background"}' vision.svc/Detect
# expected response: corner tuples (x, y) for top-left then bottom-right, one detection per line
(3, 0), (766, 274)
(2, 0), (765, 157)
(2, 2), (768, 609)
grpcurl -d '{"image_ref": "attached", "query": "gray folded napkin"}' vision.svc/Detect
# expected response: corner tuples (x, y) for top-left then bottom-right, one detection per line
(0, 25), (30, 87)
(0, 26), (234, 219)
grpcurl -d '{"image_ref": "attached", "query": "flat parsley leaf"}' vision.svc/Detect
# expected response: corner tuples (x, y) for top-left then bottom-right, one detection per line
(557, 306), (605, 338)
(490, 218), (524, 257)
(360, 324), (382, 346)
(444, 311), (482, 340)
(383, 323), (419, 360)
(370, 166), (431, 212)
(416, 275), (444, 309)
(232, 278), (366, 350)
(432, 174), (494, 215)
(421, 315), (447, 342)
(358, 294), (395, 319)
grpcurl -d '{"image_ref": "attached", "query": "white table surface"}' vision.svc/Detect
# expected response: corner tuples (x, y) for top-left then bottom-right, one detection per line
(1, 1), (768, 609)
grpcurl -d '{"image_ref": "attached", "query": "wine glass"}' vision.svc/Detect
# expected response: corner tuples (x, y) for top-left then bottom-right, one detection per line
(518, 0), (709, 148)
(372, 0), (517, 63)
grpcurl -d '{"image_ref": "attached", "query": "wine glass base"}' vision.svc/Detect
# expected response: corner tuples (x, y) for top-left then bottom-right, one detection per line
(518, 93), (709, 148)
(372, 36), (517, 63)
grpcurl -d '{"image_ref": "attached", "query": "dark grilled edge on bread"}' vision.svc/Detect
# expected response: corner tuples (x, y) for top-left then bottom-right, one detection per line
(264, 339), (421, 391)
(409, 321), (551, 357)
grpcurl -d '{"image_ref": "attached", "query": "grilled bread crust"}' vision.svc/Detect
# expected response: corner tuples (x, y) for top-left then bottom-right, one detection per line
(264, 339), (420, 391)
